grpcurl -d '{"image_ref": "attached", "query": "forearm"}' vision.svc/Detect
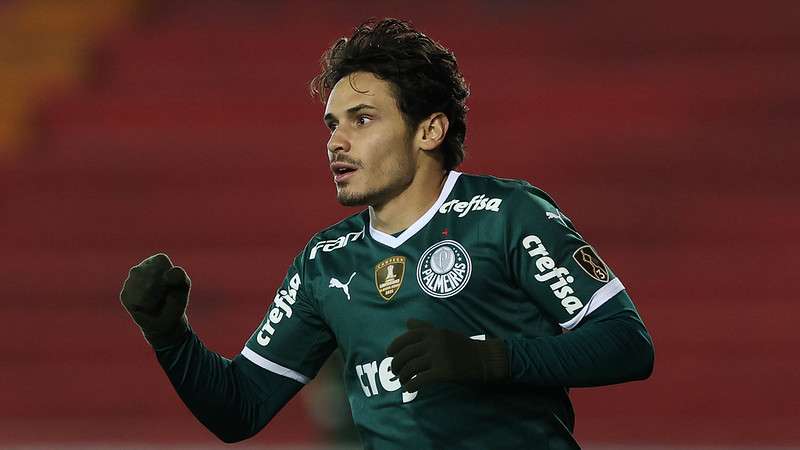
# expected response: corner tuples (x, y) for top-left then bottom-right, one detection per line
(507, 307), (654, 387)
(155, 328), (302, 443)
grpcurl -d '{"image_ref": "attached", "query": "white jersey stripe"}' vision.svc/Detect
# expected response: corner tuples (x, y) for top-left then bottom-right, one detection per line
(241, 347), (311, 384)
(559, 278), (625, 330)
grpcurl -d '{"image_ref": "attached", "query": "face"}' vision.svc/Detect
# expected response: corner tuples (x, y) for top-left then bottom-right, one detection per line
(324, 71), (417, 207)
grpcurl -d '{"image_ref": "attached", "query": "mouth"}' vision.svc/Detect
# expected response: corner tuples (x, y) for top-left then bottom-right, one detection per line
(331, 162), (359, 183)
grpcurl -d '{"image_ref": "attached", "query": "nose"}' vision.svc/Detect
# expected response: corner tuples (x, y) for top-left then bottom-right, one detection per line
(327, 127), (350, 154)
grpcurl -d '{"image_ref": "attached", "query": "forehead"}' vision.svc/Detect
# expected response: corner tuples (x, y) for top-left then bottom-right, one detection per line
(324, 72), (397, 116)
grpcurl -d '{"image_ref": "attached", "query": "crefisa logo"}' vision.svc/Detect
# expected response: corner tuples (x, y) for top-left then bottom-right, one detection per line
(416, 240), (472, 298)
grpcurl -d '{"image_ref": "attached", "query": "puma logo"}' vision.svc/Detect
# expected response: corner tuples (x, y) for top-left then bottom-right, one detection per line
(329, 272), (357, 301)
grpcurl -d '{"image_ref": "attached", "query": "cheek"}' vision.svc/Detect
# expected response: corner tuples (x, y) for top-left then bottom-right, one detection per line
(357, 124), (412, 175)
(359, 131), (392, 166)
(375, 137), (411, 175)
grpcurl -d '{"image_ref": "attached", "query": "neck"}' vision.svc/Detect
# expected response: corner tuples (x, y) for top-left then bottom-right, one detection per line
(369, 169), (449, 235)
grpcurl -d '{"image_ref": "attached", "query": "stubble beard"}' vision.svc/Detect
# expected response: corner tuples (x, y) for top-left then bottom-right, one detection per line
(336, 187), (373, 206)
(336, 157), (414, 207)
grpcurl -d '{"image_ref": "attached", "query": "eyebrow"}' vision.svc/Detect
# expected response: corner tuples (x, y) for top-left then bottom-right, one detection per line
(324, 104), (378, 124)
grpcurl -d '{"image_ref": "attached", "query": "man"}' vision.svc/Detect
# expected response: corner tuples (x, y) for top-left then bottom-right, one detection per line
(121, 18), (653, 450)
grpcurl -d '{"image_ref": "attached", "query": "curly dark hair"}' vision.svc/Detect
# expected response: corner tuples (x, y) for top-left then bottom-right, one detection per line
(310, 18), (469, 171)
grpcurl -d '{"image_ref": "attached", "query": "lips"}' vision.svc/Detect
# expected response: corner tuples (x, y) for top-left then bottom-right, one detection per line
(334, 171), (356, 183)
(330, 162), (358, 183)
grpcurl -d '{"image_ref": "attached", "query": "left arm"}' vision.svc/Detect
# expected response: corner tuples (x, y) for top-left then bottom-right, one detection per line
(387, 291), (653, 391)
(507, 290), (654, 387)
(388, 184), (653, 390)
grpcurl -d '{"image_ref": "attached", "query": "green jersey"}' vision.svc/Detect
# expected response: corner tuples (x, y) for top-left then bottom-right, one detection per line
(240, 171), (634, 449)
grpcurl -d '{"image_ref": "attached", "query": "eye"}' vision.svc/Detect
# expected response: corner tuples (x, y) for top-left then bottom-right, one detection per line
(356, 115), (372, 126)
(326, 122), (338, 132)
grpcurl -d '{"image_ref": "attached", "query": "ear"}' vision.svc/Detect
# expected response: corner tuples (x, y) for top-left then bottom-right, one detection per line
(415, 112), (449, 151)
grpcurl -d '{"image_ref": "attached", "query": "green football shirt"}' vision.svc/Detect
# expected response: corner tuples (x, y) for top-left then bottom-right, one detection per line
(240, 171), (633, 450)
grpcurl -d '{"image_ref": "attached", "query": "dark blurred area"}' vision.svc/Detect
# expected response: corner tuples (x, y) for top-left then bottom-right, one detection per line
(1, 0), (798, 448)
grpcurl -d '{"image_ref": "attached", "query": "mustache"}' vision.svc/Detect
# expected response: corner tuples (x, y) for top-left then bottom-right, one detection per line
(331, 156), (362, 168)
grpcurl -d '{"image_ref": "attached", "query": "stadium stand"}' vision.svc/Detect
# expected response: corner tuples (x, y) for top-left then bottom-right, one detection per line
(1, 0), (798, 447)
(0, 0), (141, 161)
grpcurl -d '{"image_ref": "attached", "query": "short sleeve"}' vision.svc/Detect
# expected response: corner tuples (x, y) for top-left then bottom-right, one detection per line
(240, 248), (336, 384)
(507, 185), (627, 330)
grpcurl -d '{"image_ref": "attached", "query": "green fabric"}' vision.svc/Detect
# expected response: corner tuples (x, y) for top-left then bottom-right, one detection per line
(237, 172), (651, 449)
(155, 330), (303, 443)
(147, 171), (652, 449)
(508, 292), (654, 387)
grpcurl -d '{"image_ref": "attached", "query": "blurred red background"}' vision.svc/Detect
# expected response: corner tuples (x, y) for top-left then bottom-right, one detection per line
(1, 0), (798, 448)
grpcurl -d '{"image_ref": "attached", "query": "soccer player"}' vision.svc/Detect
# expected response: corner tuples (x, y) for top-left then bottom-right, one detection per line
(121, 18), (654, 450)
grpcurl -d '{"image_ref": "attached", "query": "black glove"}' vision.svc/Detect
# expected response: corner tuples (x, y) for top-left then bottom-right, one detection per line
(120, 253), (191, 349)
(386, 319), (509, 392)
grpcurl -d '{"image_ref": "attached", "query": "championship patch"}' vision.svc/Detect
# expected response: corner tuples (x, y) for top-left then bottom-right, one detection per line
(572, 245), (610, 283)
(416, 240), (472, 299)
(374, 256), (406, 301)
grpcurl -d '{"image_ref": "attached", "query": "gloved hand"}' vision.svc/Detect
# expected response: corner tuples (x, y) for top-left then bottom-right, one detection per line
(120, 253), (191, 349)
(386, 319), (509, 392)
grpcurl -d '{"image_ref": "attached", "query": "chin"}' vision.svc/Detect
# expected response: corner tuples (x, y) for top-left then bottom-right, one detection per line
(336, 189), (370, 206)
(336, 186), (385, 207)
(337, 196), (367, 207)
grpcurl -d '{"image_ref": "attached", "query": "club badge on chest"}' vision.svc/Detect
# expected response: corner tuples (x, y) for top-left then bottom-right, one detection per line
(416, 240), (472, 299)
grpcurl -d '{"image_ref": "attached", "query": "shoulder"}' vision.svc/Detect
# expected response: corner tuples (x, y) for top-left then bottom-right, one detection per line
(454, 172), (561, 213)
(299, 209), (368, 262)
(312, 209), (367, 241)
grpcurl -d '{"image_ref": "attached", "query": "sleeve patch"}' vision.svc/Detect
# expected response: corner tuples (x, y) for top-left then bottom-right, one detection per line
(572, 245), (610, 283)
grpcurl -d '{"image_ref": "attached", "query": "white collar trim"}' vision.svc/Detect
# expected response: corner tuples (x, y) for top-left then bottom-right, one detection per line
(368, 171), (462, 249)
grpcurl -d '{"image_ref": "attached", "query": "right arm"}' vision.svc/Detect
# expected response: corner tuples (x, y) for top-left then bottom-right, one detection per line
(154, 330), (304, 443)
(120, 251), (336, 443)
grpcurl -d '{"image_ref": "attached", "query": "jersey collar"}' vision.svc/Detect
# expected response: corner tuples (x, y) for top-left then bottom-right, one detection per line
(368, 170), (462, 249)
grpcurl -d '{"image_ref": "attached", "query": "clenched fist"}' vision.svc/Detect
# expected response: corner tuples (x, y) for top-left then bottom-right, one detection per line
(120, 253), (191, 349)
